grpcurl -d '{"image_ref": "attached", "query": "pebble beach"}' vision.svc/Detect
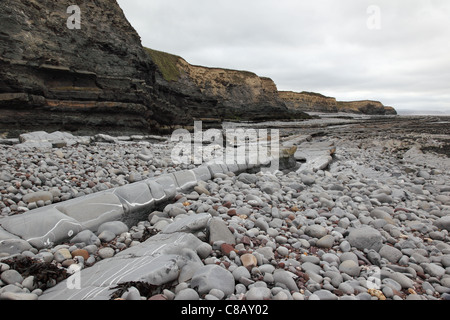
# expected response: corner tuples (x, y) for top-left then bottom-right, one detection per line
(1, 115), (450, 301)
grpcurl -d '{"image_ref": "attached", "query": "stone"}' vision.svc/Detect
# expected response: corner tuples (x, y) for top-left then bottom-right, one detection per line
(273, 269), (299, 292)
(54, 248), (72, 263)
(372, 193), (393, 204)
(305, 225), (328, 238)
(241, 254), (258, 270)
(309, 289), (338, 300)
(208, 218), (236, 245)
(340, 252), (359, 264)
(162, 213), (211, 234)
(173, 171), (198, 192)
(316, 235), (335, 249)
(22, 276), (36, 291)
(339, 260), (360, 277)
(233, 266), (251, 281)
(256, 247), (274, 261)
(40, 227), (202, 301)
(237, 173), (258, 185)
(209, 289), (225, 300)
(123, 286), (142, 300)
(178, 249), (204, 283)
(70, 230), (101, 246)
(98, 247), (115, 259)
(58, 192), (125, 232)
(194, 185), (210, 196)
(191, 265), (235, 296)
(370, 209), (395, 225)
(0, 207), (84, 249)
(98, 230), (116, 242)
(112, 182), (153, 220)
(97, 221), (129, 236)
(246, 287), (272, 300)
(71, 249), (90, 261)
(300, 174), (316, 186)
(192, 166), (212, 182)
(381, 270), (414, 289)
(0, 292), (38, 300)
(22, 191), (53, 204)
(379, 245), (403, 263)
(434, 216), (450, 232)
(277, 246), (289, 257)
(196, 243), (213, 259)
(347, 227), (383, 252)
(421, 263), (446, 278)
(221, 243), (236, 257)
(0, 239), (32, 256)
(175, 288), (199, 300)
(1, 269), (23, 285)
(146, 180), (168, 204)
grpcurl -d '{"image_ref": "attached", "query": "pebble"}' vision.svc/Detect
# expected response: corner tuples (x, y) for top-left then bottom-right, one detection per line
(1, 269), (23, 285)
(98, 247), (115, 259)
(305, 225), (328, 238)
(339, 260), (360, 277)
(175, 288), (200, 300)
(241, 254), (258, 270)
(316, 235), (335, 248)
(54, 248), (72, 263)
(347, 227), (383, 252)
(379, 245), (403, 263)
(71, 249), (90, 261)
(273, 269), (299, 292)
(191, 265), (235, 296)
(246, 286), (272, 300)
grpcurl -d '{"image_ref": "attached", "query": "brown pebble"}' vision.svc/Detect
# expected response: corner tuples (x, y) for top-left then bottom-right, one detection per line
(71, 249), (90, 261)
(240, 236), (251, 245)
(223, 201), (232, 209)
(62, 259), (76, 268)
(241, 253), (257, 270)
(221, 244), (235, 256)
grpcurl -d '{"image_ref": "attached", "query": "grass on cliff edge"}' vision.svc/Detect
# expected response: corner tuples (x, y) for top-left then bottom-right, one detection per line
(145, 48), (181, 82)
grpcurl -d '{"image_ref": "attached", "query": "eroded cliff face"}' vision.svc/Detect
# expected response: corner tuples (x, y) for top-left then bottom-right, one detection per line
(279, 91), (338, 113)
(147, 49), (310, 122)
(0, 0), (191, 135)
(337, 100), (397, 115)
(279, 91), (397, 116)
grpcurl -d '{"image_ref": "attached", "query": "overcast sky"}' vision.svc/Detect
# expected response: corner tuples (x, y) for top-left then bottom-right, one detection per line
(117, 0), (450, 114)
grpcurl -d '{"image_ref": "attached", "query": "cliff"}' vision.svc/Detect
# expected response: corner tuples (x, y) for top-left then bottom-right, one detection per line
(279, 91), (338, 113)
(0, 0), (198, 135)
(279, 91), (397, 115)
(337, 101), (397, 115)
(146, 49), (310, 122)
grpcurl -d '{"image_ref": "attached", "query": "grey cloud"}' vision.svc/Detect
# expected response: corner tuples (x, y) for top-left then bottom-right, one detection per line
(117, 0), (450, 113)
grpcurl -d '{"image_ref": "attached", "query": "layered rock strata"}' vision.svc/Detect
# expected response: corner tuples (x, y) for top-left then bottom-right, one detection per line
(146, 48), (310, 122)
(0, 0), (193, 135)
(279, 91), (397, 115)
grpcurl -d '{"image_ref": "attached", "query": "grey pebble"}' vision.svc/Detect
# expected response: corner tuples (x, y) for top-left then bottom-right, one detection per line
(0, 270), (23, 285)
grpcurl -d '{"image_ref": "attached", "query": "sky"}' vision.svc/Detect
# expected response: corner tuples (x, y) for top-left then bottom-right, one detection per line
(117, 0), (450, 114)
